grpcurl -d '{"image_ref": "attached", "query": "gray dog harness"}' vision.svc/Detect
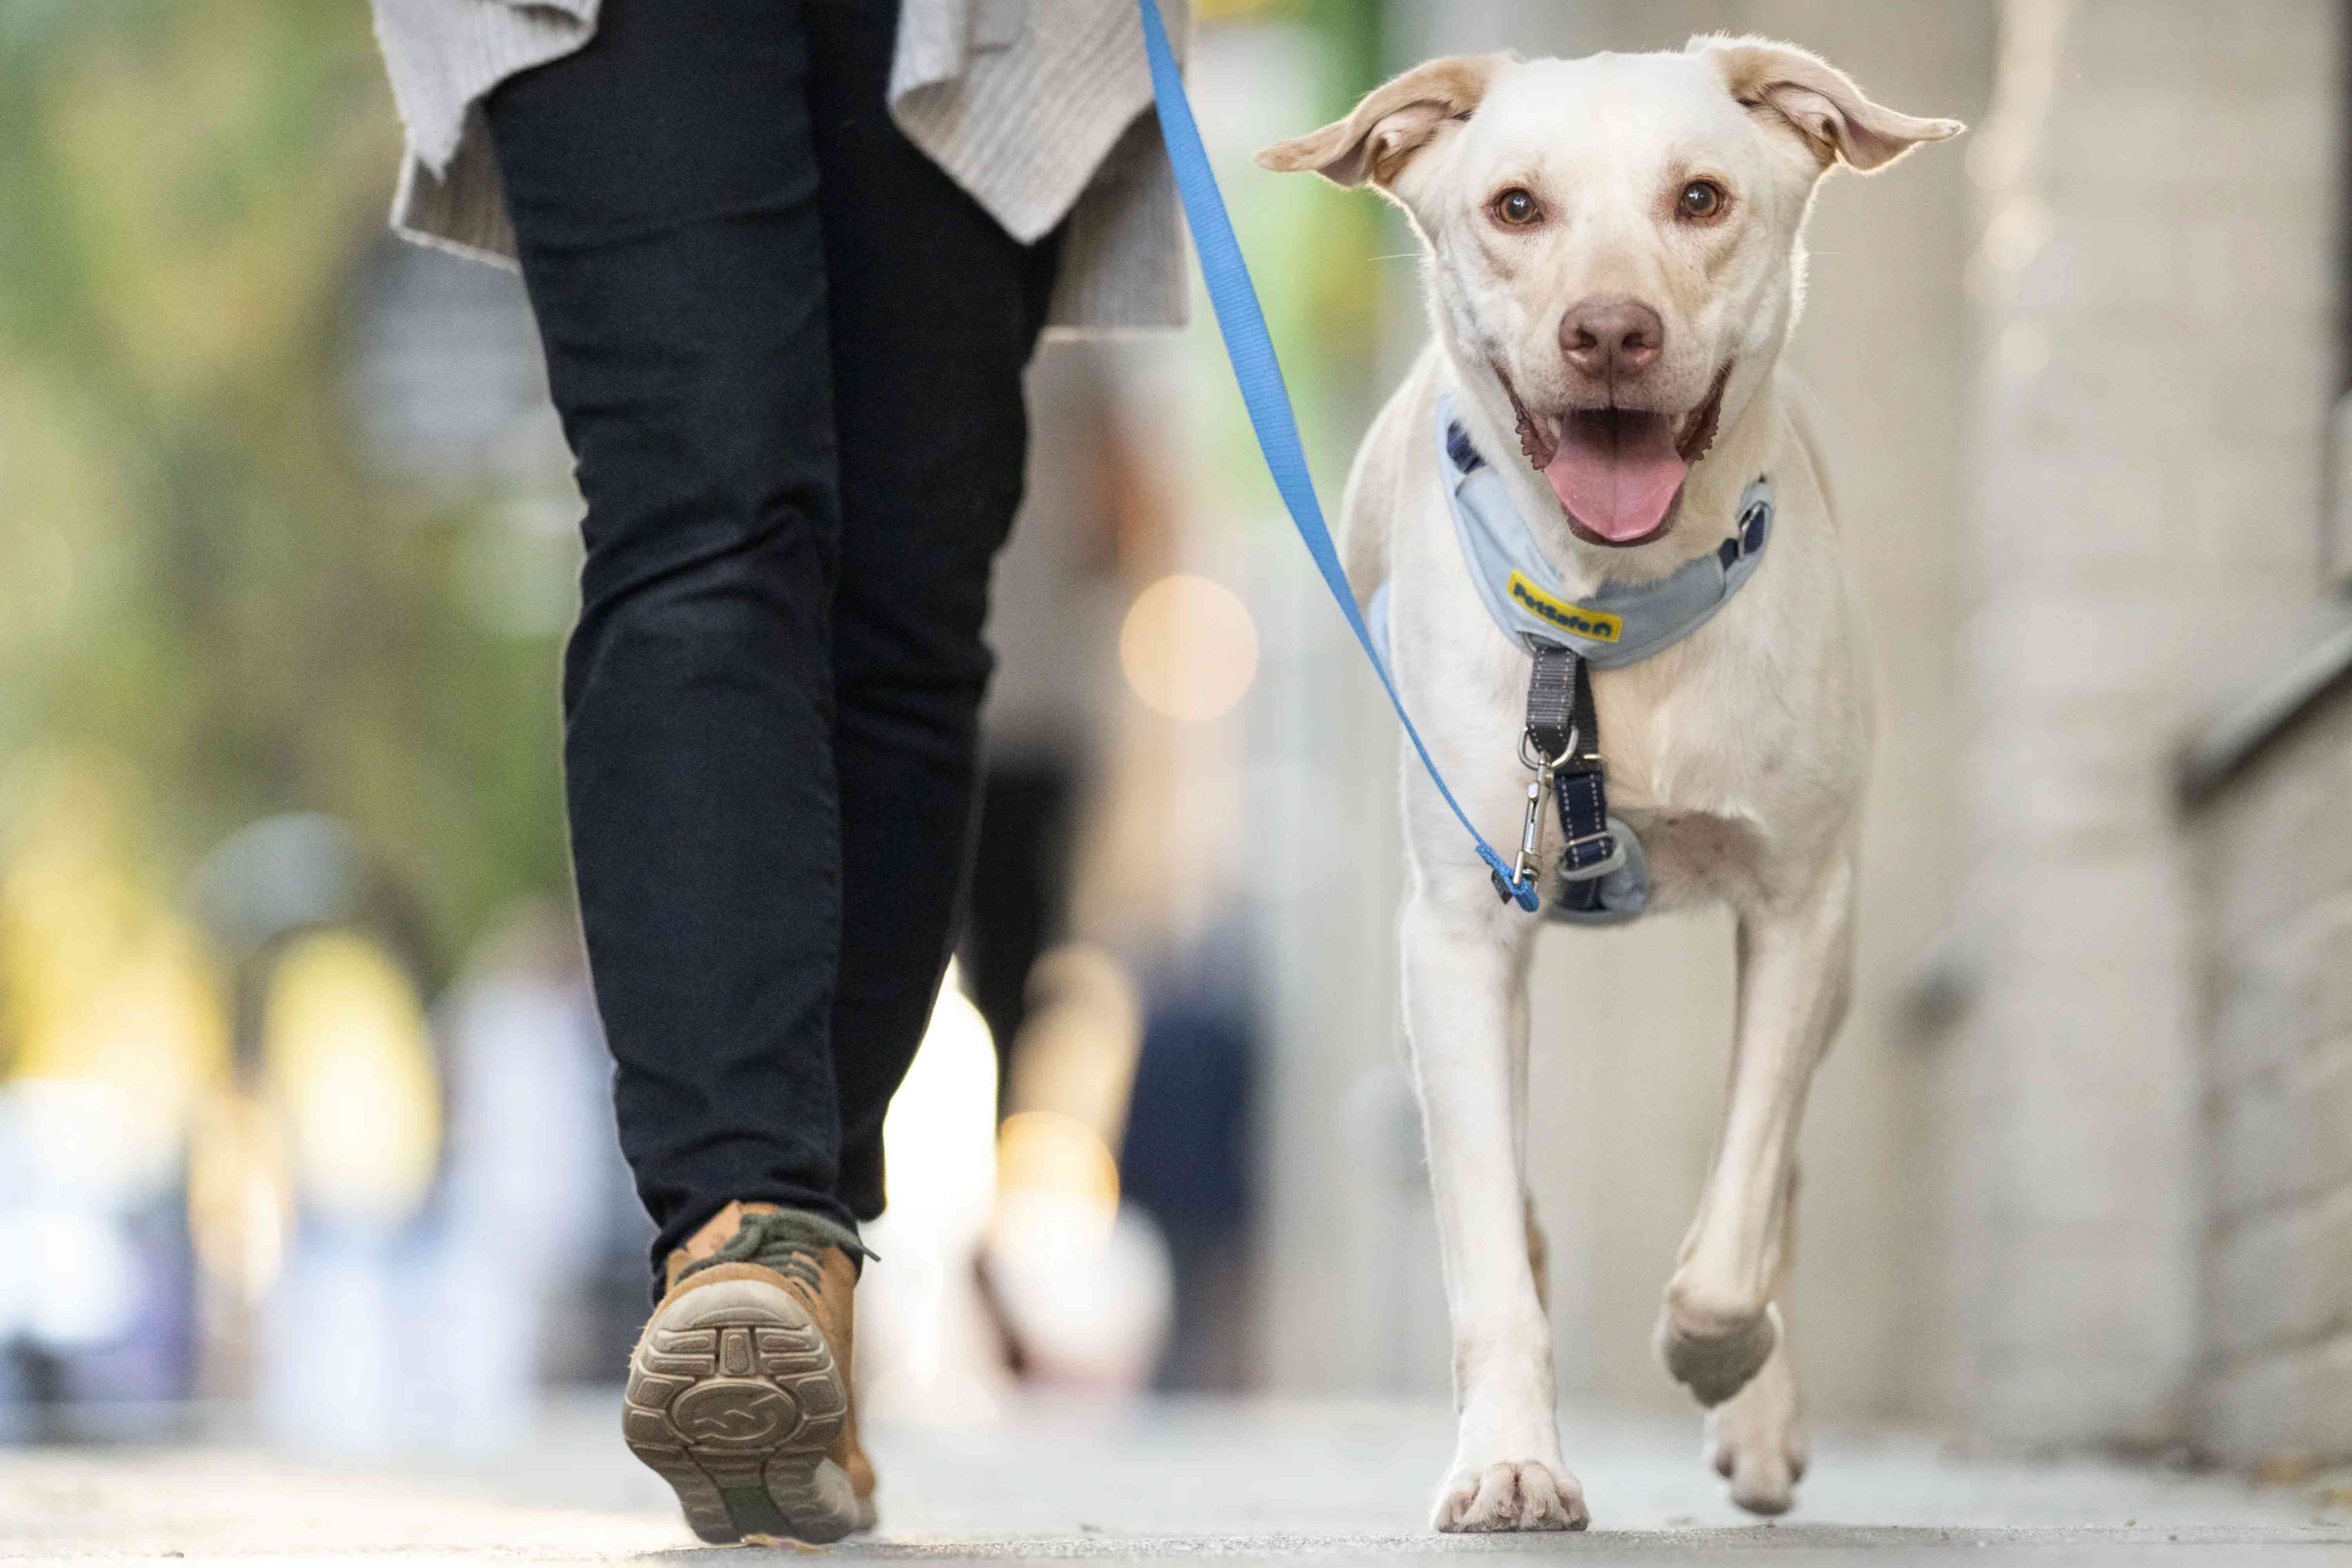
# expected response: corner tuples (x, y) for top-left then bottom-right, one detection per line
(1368, 392), (1774, 923)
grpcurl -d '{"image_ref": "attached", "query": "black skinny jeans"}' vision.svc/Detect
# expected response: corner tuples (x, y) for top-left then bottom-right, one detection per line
(485, 0), (1060, 1272)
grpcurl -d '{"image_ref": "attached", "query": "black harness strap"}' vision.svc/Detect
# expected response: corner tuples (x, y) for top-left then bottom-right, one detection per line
(1525, 645), (1618, 915)
(1524, 642), (1576, 760)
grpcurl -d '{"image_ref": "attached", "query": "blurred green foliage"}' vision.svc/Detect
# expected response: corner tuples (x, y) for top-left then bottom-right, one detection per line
(1296, 0), (1387, 377)
(1190, 0), (1393, 527)
(0, 0), (570, 985)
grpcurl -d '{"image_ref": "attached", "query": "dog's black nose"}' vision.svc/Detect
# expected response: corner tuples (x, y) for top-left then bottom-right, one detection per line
(1559, 295), (1664, 381)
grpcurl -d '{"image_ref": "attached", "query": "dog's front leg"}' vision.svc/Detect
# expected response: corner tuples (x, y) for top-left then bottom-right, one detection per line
(1704, 1163), (1809, 1515)
(1403, 885), (1587, 1533)
(1656, 853), (1857, 1443)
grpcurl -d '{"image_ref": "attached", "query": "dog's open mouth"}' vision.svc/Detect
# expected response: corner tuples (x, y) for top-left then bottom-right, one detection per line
(1507, 366), (1732, 548)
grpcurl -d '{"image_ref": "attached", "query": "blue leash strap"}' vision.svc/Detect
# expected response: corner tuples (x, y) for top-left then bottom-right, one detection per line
(1134, 0), (1539, 910)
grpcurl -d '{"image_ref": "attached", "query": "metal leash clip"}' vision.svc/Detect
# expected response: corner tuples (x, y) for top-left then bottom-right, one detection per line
(1494, 725), (1576, 905)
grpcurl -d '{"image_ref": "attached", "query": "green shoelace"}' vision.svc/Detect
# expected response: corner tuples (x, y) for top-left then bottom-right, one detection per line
(677, 1206), (873, 1293)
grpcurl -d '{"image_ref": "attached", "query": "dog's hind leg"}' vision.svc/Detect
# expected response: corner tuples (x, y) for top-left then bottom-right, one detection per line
(1403, 886), (1587, 1533)
(1704, 1163), (1809, 1515)
(1655, 851), (1856, 1423)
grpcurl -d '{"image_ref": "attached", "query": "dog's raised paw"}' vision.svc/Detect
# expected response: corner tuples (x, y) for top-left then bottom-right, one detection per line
(1655, 1297), (1780, 1407)
(1430, 1460), (1590, 1533)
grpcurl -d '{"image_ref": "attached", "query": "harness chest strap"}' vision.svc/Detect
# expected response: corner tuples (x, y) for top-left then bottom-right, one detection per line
(1525, 645), (1650, 922)
(1526, 645), (1615, 872)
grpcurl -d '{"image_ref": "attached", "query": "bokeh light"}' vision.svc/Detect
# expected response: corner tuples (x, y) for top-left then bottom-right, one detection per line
(1118, 573), (1259, 722)
(260, 932), (441, 1232)
(860, 964), (1004, 1423)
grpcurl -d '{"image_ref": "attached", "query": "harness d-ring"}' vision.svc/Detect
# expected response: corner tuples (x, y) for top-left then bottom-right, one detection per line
(1519, 726), (1577, 773)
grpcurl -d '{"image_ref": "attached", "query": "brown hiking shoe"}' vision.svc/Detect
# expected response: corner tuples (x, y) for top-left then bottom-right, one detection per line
(622, 1202), (878, 1543)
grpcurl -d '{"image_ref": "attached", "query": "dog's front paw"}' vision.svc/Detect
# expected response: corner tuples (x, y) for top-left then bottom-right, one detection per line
(1430, 1460), (1589, 1533)
(1655, 1296), (1780, 1407)
(1706, 1350), (1808, 1516)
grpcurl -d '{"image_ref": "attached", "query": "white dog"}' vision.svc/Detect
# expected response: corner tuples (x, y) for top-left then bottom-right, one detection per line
(1259, 37), (1960, 1531)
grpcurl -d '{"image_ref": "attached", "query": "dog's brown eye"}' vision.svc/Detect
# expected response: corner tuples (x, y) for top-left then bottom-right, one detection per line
(1492, 187), (1540, 227)
(1678, 180), (1726, 220)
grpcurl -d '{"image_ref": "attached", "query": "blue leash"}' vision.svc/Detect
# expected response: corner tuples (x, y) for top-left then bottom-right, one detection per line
(1134, 0), (1539, 910)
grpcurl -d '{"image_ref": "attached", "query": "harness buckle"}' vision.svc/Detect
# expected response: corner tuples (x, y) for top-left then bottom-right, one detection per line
(1556, 828), (1628, 882)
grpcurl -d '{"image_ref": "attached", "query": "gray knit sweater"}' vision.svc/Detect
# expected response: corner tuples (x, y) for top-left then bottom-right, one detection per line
(368, 0), (1188, 334)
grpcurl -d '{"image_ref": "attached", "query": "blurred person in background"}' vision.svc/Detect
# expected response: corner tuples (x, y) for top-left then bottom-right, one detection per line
(960, 344), (1138, 1076)
(365, 0), (1184, 1544)
(961, 348), (1255, 1392)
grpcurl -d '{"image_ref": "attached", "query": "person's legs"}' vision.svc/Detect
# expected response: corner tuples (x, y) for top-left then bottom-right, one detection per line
(485, 0), (855, 1259)
(799, 5), (1063, 1221)
(488, 6), (889, 1544)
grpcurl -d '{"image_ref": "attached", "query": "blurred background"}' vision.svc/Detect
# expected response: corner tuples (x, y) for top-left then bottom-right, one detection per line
(1, 0), (2347, 1491)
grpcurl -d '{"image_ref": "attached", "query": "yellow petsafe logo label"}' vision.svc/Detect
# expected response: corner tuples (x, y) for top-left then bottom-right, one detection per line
(1507, 572), (1621, 642)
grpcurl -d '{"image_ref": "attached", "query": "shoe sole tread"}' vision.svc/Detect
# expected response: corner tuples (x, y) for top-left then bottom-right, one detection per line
(623, 1276), (858, 1544)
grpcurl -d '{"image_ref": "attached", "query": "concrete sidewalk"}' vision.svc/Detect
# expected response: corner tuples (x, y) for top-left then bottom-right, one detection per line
(3, 1395), (2346, 1564)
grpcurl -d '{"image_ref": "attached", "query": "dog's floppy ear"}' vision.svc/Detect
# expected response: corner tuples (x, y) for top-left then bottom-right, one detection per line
(1690, 35), (1963, 173)
(1256, 54), (1509, 191)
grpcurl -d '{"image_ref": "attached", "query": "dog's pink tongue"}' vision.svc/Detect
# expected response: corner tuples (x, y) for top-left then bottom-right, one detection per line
(1543, 411), (1688, 542)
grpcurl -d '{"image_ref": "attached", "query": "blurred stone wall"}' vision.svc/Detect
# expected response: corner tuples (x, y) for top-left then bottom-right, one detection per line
(1957, 0), (2342, 1448)
(2190, 671), (2352, 1466)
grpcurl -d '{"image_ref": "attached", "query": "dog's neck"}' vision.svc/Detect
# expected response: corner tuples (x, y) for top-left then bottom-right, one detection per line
(1437, 349), (1786, 600)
